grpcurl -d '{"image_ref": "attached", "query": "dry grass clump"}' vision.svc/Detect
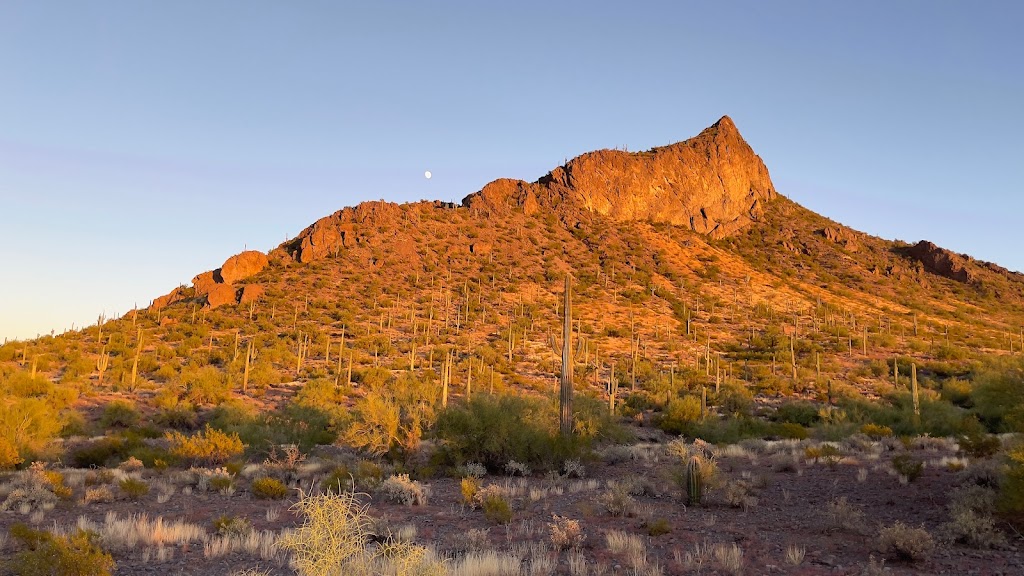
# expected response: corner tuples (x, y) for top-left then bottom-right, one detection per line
(379, 474), (428, 506)
(713, 542), (744, 575)
(876, 521), (935, 562)
(596, 480), (636, 517)
(75, 511), (207, 551)
(606, 529), (647, 569)
(825, 496), (867, 534)
(938, 485), (1006, 548)
(785, 543), (805, 565)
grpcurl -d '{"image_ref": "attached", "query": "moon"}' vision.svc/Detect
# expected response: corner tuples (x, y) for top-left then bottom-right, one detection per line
(424, 171), (432, 179)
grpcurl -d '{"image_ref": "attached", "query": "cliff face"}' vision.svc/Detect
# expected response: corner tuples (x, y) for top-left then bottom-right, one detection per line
(282, 116), (777, 264)
(464, 115), (777, 238)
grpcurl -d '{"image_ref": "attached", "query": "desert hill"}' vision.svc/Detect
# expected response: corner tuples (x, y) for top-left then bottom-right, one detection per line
(11, 115), (1024, 413)
(5, 116), (1024, 575)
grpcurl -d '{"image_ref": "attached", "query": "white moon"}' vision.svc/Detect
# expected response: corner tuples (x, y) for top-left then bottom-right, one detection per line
(424, 171), (432, 179)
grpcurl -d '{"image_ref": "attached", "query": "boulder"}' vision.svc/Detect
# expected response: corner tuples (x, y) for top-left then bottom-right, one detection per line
(192, 271), (219, 296)
(206, 284), (239, 309)
(239, 284), (265, 304)
(220, 251), (268, 284)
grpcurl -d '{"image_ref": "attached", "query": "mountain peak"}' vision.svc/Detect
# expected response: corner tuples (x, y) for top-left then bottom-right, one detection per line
(463, 115), (776, 239)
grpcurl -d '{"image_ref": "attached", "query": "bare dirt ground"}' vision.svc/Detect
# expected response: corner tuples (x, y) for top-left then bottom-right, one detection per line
(2, 431), (1022, 575)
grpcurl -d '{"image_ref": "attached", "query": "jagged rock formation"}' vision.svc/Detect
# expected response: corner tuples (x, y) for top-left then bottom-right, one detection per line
(906, 241), (975, 284)
(284, 116), (777, 264)
(152, 250), (269, 310)
(820, 226), (860, 252)
(464, 115), (776, 238)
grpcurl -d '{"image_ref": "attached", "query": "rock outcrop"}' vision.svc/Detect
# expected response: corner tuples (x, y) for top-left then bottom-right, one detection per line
(220, 251), (269, 284)
(285, 117), (776, 264)
(820, 226), (860, 252)
(192, 271), (219, 297)
(464, 115), (776, 238)
(239, 284), (265, 304)
(206, 284), (240, 309)
(150, 250), (269, 310)
(906, 241), (974, 283)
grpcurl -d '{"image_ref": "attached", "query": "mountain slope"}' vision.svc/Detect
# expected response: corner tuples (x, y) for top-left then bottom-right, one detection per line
(5, 116), (1024, 424)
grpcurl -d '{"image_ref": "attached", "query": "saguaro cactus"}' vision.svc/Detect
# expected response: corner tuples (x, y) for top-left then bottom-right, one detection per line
(911, 362), (920, 417)
(686, 455), (703, 506)
(96, 346), (110, 385)
(549, 275), (580, 437)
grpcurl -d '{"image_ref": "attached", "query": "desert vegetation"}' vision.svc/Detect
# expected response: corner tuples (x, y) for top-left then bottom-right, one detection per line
(3, 157), (1024, 574)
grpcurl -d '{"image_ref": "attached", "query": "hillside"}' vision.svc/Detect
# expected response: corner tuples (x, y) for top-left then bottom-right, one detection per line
(3, 117), (1024, 575)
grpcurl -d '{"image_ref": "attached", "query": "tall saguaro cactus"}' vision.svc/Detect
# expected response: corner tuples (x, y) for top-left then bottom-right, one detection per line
(550, 275), (577, 437)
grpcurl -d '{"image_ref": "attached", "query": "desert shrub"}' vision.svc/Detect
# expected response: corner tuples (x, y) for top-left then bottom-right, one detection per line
(321, 466), (352, 494)
(597, 480), (635, 517)
(346, 372), (438, 457)
(860, 423), (894, 439)
(876, 522), (935, 562)
(292, 379), (351, 426)
(647, 518), (671, 536)
(279, 490), (445, 576)
(433, 394), (587, 472)
(971, 358), (1024, 433)
(940, 485), (1006, 548)
(213, 515), (253, 537)
(892, 454), (924, 482)
(481, 490), (512, 524)
(656, 396), (702, 435)
(0, 398), (64, 461)
(7, 524), (115, 576)
(251, 476), (289, 500)
(181, 365), (230, 406)
(155, 406), (198, 430)
(99, 400), (139, 429)
(959, 431), (1001, 458)
(0, 436), (23, 469)
(209, 474), (234, 492)
(379, 474), (428, 506)
(774, 401), (822, 427)
(460, 477), (480, 506)
(548, 515), (585, 550)
(774, 422), (808, 439)
(68, 437), (131, 468)
(118, 478), (149, 500)
(166, 425), (245, 465)
(825, 497), (866, 534)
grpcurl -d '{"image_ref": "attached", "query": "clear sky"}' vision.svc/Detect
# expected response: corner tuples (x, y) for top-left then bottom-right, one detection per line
(1, 1), (1022, 341)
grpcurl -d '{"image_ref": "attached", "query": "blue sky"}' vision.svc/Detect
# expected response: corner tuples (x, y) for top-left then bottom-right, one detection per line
(1, 1), (1022, 341)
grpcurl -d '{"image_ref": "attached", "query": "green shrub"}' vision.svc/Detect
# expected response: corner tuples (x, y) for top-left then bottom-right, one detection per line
(647, 518), (671, 536)
(320, 466), (352, 494)
(118, 478), (149, 500)
(482, 492), (513, 524)
(774, 401), (821, 427)
(433, 394), (587, 472)
(68, 437), (132, 468)
(212, 515), (252, 537)
(860, 423), (894, 439)
(251, 477), (289, 500)
(7, 524), (115, 576)
(656, 396), (702, 435)
(165, 425), (245, 465)
(892, 454), (924, 482)
(99, 401), (139, 429)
